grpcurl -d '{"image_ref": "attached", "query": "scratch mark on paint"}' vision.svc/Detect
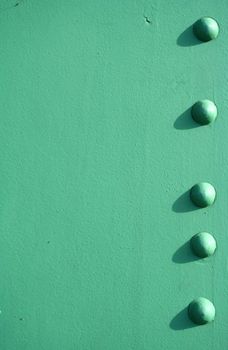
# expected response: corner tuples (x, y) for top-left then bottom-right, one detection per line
(0, 0), (24, 12)
(143, 15), (152, 24)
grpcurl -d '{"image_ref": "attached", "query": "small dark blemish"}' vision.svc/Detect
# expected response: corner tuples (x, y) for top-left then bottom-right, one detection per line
(144, 15), (152, 24)
(19, 318), (23, 321)
(14, 2), (19, 6)
(47, 241), (50, 244)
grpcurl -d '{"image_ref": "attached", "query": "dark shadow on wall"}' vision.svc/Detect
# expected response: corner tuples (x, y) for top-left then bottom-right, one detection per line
(172, 190), (198, 213)
(172, 241), (198, 264)
(177, 25), (202, 47)
(170, 307), (197, 330)
(174, 108), (200, 130)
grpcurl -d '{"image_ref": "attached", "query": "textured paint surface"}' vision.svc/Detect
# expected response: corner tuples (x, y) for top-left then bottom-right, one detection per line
(0, 0), (227, 349)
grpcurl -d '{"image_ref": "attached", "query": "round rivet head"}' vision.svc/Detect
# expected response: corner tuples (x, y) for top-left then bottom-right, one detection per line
(188, 297), (215, 325)
(191, 100), (217, 125)
(190, 182), (216, 208)
(191, 232), (217, 258)
(193, 17), (219, 42)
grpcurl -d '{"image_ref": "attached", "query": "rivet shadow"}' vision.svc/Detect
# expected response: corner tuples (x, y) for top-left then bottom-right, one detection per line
(177, 25), (202, 47)
(172, 241), (198, 264)
(174, 107), (200, 130)
(172, 190), (198, 213)
(170, 307), (197, 330)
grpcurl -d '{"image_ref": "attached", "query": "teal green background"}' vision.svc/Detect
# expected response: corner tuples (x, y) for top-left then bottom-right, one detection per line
(0, 0), (227, 349)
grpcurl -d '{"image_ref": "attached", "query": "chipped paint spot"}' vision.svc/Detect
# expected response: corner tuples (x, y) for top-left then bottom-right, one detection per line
(143, 15), (152, 24)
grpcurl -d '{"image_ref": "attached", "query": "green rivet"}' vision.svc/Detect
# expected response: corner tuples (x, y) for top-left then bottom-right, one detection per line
(193, 17), (219, 42)
(190, 232), (217, 258)
(188, 297), (215, 325)
(191, 100), (217, 125)
(190, 182), (216, 208)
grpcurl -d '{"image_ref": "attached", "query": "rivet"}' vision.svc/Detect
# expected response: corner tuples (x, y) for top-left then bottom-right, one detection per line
(188, 297), (215, 325)
(193, 17), (219, 42)
(190, 232), (217, 258)
(191, 100), (217, 125)
(190, 182), (216, 208)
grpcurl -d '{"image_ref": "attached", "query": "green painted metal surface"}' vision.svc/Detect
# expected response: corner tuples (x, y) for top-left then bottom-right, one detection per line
(0, 0), (227, 349)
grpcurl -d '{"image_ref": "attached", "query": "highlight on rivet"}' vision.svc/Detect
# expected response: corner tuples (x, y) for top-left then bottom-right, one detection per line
(190, 232), (217, 258)
(190, 182), (216, 208)
(191, 100), (217, 125)
(188, 297), (215, 325)
(193, 17), (219, 42)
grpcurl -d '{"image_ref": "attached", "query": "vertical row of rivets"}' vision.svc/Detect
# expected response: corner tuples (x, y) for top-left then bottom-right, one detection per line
(186, 17), (219, 325)
(191, 17), (219, 129)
